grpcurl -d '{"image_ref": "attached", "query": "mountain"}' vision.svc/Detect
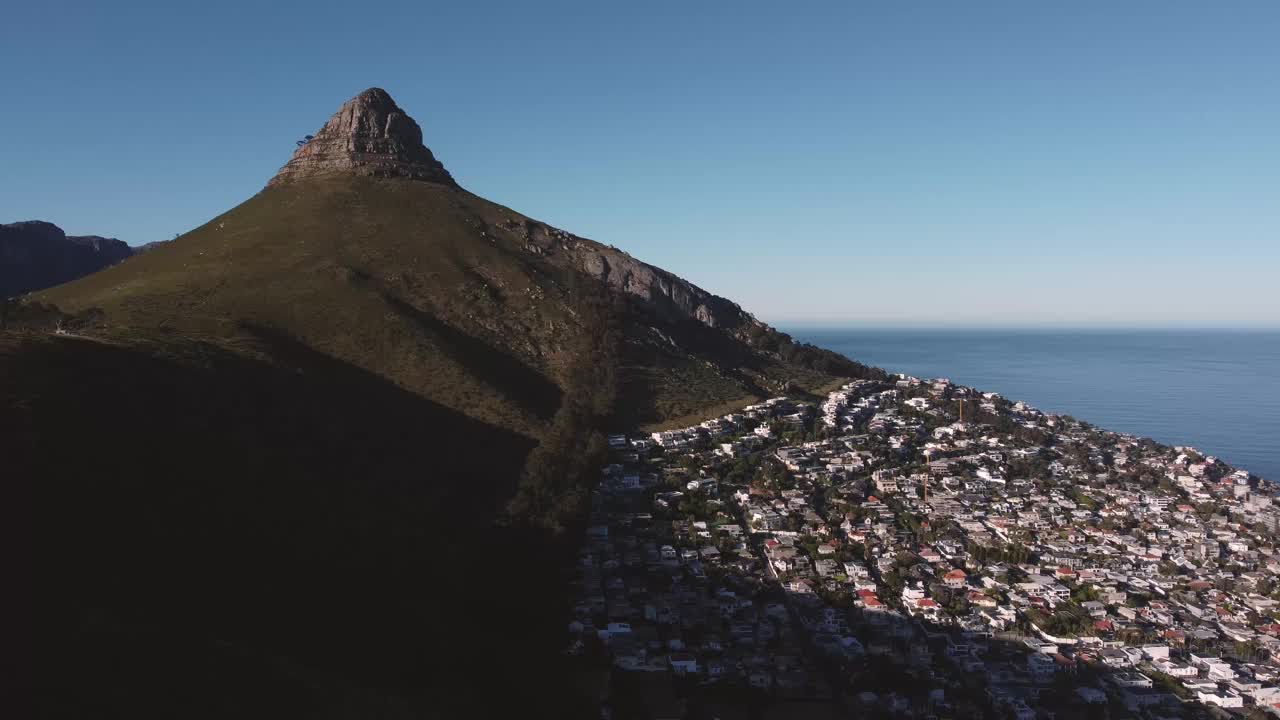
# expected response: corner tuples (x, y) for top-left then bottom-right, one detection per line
(0, 220), (133, 298)
(35, 87), (872, 442)
(10, 88), (879, 717)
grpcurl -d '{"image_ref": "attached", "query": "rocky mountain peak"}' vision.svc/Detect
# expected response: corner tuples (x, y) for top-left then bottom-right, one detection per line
(267, 87), (455, 187)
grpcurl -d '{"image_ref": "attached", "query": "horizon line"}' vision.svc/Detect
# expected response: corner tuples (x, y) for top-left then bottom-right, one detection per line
(773, 322), (1280, 332)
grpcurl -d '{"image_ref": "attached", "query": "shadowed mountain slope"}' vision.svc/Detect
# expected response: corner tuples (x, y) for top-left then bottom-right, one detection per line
(6, 332), (571, 719)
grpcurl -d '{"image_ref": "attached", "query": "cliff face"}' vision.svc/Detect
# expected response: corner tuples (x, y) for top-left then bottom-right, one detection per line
(572, 240), (751, 331)
(0, 221), (133, 297)
(510, 216), (754, 332)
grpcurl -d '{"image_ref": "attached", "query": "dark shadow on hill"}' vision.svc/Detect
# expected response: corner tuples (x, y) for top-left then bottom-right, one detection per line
(590, 585), (1221, 720)
(4, 332), (594, 719)
(607, 294), (884, 429)
(339, 263), (563, 421)
(378, 292), (563, 420)
(585, 558), (1225, 720)
(807, 606), (1220, 720)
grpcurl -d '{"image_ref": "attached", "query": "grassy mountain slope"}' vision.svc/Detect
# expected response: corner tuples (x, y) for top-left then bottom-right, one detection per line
(37, 177), (572, 435)
(36, 174), (873, 436)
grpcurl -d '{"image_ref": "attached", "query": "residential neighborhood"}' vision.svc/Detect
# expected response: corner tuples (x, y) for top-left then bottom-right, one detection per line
(568, 376), (1280, 719)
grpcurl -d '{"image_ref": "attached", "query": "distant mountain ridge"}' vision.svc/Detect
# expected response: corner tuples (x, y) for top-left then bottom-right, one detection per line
(1, 220), (134, 297)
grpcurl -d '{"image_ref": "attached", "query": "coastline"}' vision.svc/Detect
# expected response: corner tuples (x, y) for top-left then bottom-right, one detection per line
(791, 327), (1280, 482)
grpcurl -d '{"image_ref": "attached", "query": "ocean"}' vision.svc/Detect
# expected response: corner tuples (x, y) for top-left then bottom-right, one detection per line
(792, 328), (1280, 482)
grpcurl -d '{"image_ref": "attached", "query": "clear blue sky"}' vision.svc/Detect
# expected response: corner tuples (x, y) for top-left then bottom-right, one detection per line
(3, 1), (1278, 327)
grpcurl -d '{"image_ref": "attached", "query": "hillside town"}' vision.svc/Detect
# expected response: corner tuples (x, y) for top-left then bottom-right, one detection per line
(569, 375), (1280, 719)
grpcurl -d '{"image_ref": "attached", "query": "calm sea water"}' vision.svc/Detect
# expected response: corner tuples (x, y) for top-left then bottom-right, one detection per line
(793, 328), (1280, 482)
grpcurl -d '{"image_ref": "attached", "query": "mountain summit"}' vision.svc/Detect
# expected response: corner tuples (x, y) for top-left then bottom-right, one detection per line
(268, 87), (454, 187)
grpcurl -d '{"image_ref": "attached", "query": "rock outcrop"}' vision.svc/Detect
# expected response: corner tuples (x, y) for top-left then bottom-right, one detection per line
(511, 217), (753, 332)
(1, 221), (133, 297)
(268, 87), (455, 187)
(569, 241), (749, 330)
